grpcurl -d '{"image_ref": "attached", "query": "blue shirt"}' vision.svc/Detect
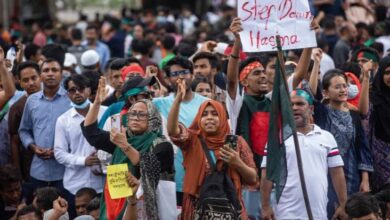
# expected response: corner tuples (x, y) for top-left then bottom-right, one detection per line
(19, 87), (71, 181)
(153, 93), (208, 192)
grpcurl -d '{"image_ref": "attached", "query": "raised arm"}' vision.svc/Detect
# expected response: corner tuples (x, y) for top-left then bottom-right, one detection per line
(0, 46), (16, 109)
(358, 61), (372, 115)
(292, 20), (319, 89)
(292, 47), (313, 89)
(167, 79), (185, 137)
(81, 76), (116, 154)
(122, 172), (140, 220)
(227, 18), (243, 100)
(85, 76), (106, 126)
(309, 48), (322, 96)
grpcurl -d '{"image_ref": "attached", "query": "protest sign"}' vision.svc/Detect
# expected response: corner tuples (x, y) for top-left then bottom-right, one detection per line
(107, 163), (133, 199)
(238, 0), (317, 52)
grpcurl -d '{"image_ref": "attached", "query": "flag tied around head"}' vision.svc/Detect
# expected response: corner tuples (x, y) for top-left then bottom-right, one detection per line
(266, 55), (296, 203)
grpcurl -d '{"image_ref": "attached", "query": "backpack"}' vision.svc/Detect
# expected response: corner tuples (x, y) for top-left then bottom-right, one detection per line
(194, 137), (242, 220)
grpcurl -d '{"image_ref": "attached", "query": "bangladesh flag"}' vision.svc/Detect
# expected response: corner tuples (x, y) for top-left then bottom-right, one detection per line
(266, 56), (296, 202)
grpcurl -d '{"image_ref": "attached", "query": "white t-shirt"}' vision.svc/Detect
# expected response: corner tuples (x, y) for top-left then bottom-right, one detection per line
(261, 125), (344, 220)
(225, 86), (245, 135)
(320, 53), (335, 80)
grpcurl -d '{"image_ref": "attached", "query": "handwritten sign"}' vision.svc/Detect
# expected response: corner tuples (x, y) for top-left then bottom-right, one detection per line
(238, 0), (317, 52)
(107, 164), (133, 199)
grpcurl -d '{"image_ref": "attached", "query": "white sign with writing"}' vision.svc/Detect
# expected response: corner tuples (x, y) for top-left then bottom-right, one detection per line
(238, 0), (317, 52)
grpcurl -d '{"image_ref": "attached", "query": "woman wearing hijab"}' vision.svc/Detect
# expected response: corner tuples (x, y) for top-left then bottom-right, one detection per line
(81, 77), (174, 220)
(345, 72), (362, 110)
(368, 56), (390, 192)
(167, 79), (257, 219)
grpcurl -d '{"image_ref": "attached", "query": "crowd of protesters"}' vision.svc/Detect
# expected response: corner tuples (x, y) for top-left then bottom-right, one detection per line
(0, 1), (390, 219)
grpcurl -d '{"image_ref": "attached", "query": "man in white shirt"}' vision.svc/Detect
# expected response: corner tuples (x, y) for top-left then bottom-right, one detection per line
(54, 74), (106, 215)
(261, 89), (348, 220)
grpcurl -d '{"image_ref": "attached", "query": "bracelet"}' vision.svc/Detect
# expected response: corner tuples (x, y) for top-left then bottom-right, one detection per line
(127, 197), (137, 206)
(122, 144), (132, 153)
(231, 54), (239, 59)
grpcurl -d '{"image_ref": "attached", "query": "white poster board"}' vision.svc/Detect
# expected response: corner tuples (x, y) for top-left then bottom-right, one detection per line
(238, 0), (317, 52)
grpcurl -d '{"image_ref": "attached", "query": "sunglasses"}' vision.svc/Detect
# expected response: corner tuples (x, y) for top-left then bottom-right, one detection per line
(67, 87), (86, 94)
(170, 69), (191, 77)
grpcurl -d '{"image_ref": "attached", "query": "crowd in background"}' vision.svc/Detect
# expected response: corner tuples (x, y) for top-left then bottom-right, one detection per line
(0, 0), (390, 219)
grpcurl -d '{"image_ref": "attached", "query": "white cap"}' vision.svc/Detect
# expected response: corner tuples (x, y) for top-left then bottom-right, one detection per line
(64, 53), (77, 67)
(81, 50), (100, 67)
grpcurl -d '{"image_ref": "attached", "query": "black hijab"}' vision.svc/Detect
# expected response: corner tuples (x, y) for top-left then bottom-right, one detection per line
(370, 56), (390, 143)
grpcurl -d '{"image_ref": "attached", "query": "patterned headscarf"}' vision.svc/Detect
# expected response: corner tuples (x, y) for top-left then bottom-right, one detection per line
(126, 99), (163, 136)
(126, 99), (164, 220)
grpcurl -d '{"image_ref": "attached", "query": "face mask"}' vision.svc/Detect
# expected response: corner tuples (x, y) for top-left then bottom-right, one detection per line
(63, 71), (71, 78)
(71, 99), (91, 109)
(348, 84), (359, 99)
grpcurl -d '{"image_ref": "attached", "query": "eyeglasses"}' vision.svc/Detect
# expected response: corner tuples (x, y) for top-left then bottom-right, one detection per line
(67, 87), (86, 94)
(127, 111), (148, 121)
(170, 69), (191, 77)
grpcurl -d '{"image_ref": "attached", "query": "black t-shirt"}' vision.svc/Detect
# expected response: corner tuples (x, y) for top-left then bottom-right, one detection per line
(0, 199), (17, 220)
(102, 92), (119, 107)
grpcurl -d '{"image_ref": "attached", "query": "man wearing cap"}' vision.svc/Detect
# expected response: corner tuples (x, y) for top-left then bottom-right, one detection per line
(261, 89), (348, 220)
(81, 50), (100, 72)
(82, 24), (110, 72)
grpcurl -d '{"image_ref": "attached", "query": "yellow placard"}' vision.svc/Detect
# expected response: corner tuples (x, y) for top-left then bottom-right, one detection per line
(106, 163), (133, 199)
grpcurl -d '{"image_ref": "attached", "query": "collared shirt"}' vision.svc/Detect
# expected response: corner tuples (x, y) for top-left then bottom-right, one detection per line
(54, 105), (107, 194)
(19, 87), (71, 181)
(262, 125), (344, 220)
(82, 40), (111, 72)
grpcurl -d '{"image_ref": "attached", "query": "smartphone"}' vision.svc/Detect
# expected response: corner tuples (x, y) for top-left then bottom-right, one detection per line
(110, 114), (121, 131)
(224, 134), (238, 150)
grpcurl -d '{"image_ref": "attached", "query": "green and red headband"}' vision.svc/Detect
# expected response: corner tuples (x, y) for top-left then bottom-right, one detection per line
(357, 51), (379, 62)
(291, 89), (313, 105)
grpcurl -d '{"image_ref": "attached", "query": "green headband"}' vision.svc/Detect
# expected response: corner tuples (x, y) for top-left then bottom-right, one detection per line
(119, 87), (147, 101)
(291, 89), (313, 105)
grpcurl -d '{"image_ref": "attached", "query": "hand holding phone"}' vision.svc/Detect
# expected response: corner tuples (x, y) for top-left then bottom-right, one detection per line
(224, 134), (238, 151)
(110, 114), (121, 131)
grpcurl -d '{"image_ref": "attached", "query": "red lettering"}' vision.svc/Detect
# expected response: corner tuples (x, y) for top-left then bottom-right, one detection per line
(246, 29), (300, 49)
(241, 1), (253, 21)
(250, 30), (254, 47)
(291, 35), (298, 44)
(269, 36), (275, 47)
(256, 4), (275, 30)
(278, 0), (293, 20)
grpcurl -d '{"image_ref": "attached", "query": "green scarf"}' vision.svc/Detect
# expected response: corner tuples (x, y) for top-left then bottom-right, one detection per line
(100, 132), (160, 220)
(101, 99), (164, 220)
(113, 131), (160, 172)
